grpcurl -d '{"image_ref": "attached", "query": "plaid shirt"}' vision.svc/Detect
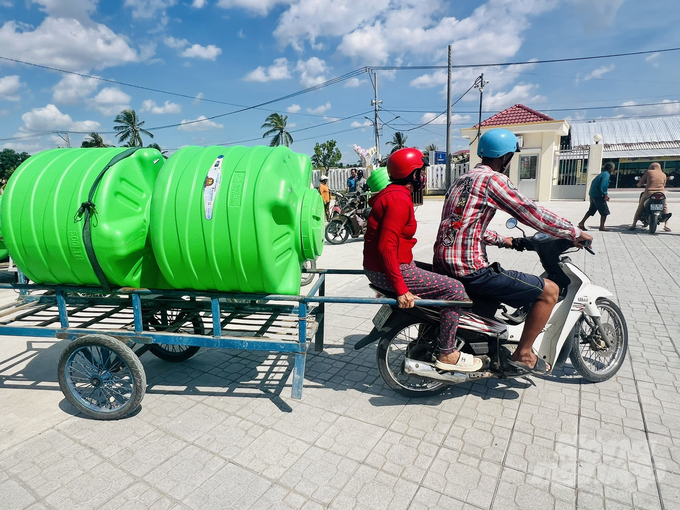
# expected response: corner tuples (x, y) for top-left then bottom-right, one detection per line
(434, 164), (581, 277)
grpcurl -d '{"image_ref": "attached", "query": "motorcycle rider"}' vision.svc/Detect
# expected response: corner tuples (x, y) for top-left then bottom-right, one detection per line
(364, 148), (482, 373)
(629, 162), (672, 232)
(433, 129), (592, 374)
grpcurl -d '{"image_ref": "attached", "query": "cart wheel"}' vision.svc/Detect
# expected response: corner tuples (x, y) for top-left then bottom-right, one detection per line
(146, 309), (203, 362)
(57, 334), (146, 420)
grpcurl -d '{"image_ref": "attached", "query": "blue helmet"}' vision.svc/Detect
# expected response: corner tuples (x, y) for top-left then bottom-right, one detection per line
(477, 128), (520, 158)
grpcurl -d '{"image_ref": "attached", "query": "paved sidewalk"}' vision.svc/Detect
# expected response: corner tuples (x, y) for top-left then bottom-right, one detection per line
(2, 196), (680, 510)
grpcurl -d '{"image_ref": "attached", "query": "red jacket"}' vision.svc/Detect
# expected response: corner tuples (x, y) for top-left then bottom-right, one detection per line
(363, 184), (417, 295)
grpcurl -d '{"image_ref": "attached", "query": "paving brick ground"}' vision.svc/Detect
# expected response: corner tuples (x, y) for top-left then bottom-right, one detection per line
(1, 190), (680, 509)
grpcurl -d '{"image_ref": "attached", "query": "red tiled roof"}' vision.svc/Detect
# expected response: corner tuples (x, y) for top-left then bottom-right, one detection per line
(455, 149), (470, 154)
(475, 104), (553, 127)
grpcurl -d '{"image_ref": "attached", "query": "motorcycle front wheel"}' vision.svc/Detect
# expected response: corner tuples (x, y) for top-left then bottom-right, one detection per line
(569, 298), (628, 382)
(376, 320), (447, 397)
(325, 219), (350, 244)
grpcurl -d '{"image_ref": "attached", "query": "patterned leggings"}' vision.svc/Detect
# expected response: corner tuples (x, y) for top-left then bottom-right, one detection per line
(366, 262), (466, 354)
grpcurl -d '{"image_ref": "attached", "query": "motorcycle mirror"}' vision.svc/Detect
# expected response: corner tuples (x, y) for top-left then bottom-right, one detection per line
(505, 218), (518, 229)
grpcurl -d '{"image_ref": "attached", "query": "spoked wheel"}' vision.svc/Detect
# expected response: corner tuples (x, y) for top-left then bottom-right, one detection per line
(325, 219), (350, 245)
(146, 309), (204, 362)
(57, 334), (146, 420)
(569, 298), (628, 382)
(301, 260), (316, 287)
(376, 320), (447, 397)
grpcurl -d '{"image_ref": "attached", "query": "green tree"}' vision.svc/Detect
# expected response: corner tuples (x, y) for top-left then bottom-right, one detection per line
(261, 113), (293, 147)
(425, 143), (438, 153)
(311, 140), (342, 174)
(114, 109), (153, 147)
(387, 132), (408, 154)
(0, 148), (30, 180)
(147, 143), (169, 159)
(81, 132), (111, 148)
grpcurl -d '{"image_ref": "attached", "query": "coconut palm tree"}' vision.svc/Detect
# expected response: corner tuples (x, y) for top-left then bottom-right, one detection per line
(387, 132), (408, 154)
(425, 143), (438, 153)
(114, 109), (153, 147)
(81, 132), (111, 148)
(261, 113), (293, 147)
(147, 143), (169, 159)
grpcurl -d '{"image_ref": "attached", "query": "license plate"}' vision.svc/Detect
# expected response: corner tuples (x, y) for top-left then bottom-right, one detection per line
(372, 305), (392, 329)
(650, 204), (664, 210)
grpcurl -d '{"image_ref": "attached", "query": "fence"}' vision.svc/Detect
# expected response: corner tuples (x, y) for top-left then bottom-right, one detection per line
(425, 162), (469, 194)
(312, 168), (367, 191)
(551, 148), (589, 200)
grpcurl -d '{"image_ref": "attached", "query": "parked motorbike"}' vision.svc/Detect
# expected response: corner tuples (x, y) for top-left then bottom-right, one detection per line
(330, 191), (350, 219)
(325, 193), (371, 245)
(356, 218), (628, 397)
(634, 175), (673, 234)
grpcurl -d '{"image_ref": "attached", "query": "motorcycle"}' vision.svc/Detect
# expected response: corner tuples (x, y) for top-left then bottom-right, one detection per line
(325, 193), (371, 245)
(330, 191), (351, 219)
(634, 175), (673, 234)
(356, 218), (628, 397)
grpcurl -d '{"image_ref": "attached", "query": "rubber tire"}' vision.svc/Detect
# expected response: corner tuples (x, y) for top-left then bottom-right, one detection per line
(325, 219), (350, 245)
(301, 260), (316, 287)
(57, 334), (146, 420)
(569, 298), (628, 383)
(147, 312), (203, 362)
(649, 214), (658, 234)
(376, 320), (448, 398)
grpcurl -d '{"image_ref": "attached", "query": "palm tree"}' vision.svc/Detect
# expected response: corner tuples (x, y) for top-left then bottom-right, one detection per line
(261, 113), (293, 147)
(387, 132), (408, 154)
(81, 132), (111, 148)
(147, 142), (169, 159)
(114, 109), (153, 147)
(425, 143), (438, 153)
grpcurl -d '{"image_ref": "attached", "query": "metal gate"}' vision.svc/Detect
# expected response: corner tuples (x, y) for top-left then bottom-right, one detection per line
(552, 148), (589, 200)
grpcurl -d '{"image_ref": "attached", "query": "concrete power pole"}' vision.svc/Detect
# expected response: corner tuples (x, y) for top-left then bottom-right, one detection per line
(445, 45), (452, 188)
(370, 71), (382, 165)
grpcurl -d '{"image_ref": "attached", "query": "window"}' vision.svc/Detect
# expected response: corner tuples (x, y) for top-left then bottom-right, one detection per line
(519, 155), (537, 180)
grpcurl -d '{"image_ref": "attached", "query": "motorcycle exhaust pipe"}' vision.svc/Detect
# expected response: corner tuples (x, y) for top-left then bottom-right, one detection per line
(403, 358), (472, 384)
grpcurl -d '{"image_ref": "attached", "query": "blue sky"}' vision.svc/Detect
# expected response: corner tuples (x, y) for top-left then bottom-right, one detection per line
(0, 0), (679, 164)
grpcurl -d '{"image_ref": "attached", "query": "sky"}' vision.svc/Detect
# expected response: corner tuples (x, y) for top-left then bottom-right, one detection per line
(0, 0), (679, 164)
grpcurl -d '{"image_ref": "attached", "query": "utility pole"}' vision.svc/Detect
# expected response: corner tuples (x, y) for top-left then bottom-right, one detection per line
(474, 73), (488, 144)
(55, 132), (71, 148)
(370, 71), (382, 165)
(445, 44), (452, 188)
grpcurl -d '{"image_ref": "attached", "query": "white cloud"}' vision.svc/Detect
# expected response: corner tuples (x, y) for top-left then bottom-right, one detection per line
(140, 99), (181, 114)
(418, 112), (471, 125)
(0, 18), (142, 71)
(90, 87), (131, 116)
(244, 58), (291, 82)
(163, 36), (189, 49)
(52, 74), (99, 104)
(344, 77), (366, 88)
(192, 0), (206, 6)
(193, 92), (204, 106)
(178, 115), (224, 131)
(0, 75), (23, 102)
(18, 104), (100, 133)
(482, 84), (546, 108)
(295, 57), (327, 87)
(124, 0), (177, 18)
(619, 100), (680, 116)
(31, 0), (98, 22)
(569, 0), (625, 31)
(351, 120), (372, 128)
(286, 103), (301, 113)
(181, 43), (222, 60)
(237, 29), (245, 38)
(216, 0), (286, 16)
(584, 65), (615, 81)
(323, 116), (340, 122)
(646, 52), (660, 67)
(308, 102), (331, 115)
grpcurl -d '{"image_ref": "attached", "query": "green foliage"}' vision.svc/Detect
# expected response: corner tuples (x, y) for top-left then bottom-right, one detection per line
(311, 140), (342, 172)
(0, 148), (30, 180)
(147, 143), (169, 159)
(425, 143), (438, 152)
(261, 113), (293, 147)
(81, 132), (111, 148)
(114, 109), (153, 147)
(387, 132), (408, 154)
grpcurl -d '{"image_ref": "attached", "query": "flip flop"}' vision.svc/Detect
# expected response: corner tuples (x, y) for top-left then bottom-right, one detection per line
(578, 225), (588, 231)
(664, 226), (672, 232)
(507, 357), (551, 375)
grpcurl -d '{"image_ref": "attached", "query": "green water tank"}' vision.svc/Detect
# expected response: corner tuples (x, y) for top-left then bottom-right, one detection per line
(150, 146), (324, 295)
(0, 196), (8, 261)
(2, 147), (166, 288)
(367, 167), (390, 193)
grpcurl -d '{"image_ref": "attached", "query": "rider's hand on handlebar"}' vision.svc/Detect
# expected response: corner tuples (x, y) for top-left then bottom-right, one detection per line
(397, 292), (418, 309)
(574, 231), (593, 249)
(504, 237), (513, 248)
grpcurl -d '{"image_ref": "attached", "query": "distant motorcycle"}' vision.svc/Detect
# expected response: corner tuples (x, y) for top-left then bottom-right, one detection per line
(325, 193), (370, 245)
(635, 175), (673, 234)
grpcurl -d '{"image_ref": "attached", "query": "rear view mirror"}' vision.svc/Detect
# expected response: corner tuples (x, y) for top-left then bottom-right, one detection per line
(506, 218), (518, 229)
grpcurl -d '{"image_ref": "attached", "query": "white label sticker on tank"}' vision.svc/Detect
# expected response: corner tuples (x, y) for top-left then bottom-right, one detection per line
(203, 155), (223, 220)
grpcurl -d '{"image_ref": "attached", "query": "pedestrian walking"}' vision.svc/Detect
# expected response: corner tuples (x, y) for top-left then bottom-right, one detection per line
(578, 162), (614, 232)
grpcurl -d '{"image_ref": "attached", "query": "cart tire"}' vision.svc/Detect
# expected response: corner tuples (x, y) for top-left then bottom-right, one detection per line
(58, 334), (146, 420)
(147, 311), (203, 362)
(301, 260), (316, 287)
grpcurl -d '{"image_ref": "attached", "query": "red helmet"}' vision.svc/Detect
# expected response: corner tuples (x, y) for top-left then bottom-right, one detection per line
(387, 148), (427, 180)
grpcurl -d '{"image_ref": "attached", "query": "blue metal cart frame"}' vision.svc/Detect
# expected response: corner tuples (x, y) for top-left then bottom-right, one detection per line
(0, 269), (466, 419)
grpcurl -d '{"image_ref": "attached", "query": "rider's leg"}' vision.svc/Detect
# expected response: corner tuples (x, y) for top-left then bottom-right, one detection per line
(510, 279), (559, 369)
(630, 192), (647, 229)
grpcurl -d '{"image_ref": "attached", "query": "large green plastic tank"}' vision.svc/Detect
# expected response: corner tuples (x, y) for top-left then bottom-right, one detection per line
(367, 167), (390, 193)
(150, 146), (324, 295)
(2, 147), (166, 288)
(0, 195), (8, 261)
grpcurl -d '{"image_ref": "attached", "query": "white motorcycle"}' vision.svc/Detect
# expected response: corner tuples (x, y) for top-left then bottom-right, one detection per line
(356, 218), (628, 397)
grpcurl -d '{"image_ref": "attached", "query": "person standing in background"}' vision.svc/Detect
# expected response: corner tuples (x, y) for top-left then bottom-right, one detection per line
(577, 162), (613, 232)
(346, 168), (357, 192)
(319, 175), (331, 221)
(355, 169), (367, 192)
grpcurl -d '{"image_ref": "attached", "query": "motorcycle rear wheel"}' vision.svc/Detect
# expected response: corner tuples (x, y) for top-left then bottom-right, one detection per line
(569, 298), (628, 382)
(376, 320), (448, 397)
(649, 214), (658, 234)
(325, 219), (350, 245)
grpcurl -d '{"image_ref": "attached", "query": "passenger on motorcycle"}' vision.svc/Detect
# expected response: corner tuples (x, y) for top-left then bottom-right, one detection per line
(433, 129), (592, 374)
(629, 162), (672, 232)
(364, 148), (483, 373)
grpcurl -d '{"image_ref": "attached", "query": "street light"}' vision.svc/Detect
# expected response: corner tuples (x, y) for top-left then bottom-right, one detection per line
(593, 133), (603, 144)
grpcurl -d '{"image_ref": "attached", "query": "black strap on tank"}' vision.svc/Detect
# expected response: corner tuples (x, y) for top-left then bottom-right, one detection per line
(74, 148), (139, 292)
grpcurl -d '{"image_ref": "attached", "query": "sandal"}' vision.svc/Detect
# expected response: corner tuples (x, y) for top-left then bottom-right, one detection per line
(507, 356), (551, 375)
(664, 226), (672, 232)
(435, 352), (482, 373)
